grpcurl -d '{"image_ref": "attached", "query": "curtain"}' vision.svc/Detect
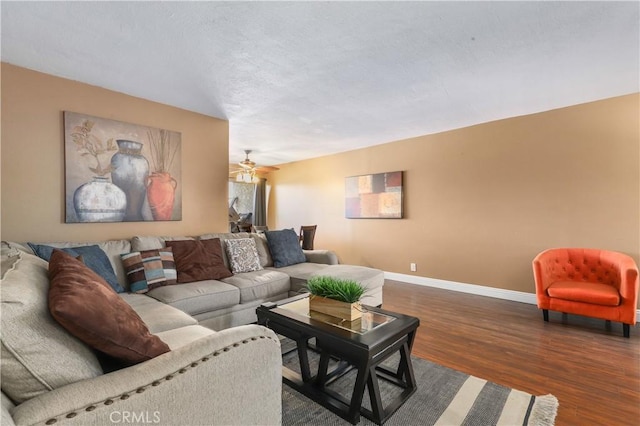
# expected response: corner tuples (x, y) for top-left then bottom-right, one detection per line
(253, 178), (267, 227)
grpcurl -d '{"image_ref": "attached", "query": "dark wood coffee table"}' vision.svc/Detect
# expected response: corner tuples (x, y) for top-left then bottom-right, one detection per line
(256, 294), (419, 425)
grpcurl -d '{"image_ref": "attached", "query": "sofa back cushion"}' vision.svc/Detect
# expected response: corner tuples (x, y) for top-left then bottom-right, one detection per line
(130, 235), (194, 252)
(251, 233), (274, 268)
(132, 233), (277, 269)
(0, 250), (102, 404)
(28, 243), (124, 293)
(17, 240), (131, 291)
(199, 232), (251, 269)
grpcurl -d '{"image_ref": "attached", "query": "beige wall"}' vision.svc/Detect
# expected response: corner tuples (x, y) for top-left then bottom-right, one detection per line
(1, 63), (229, 242)
(269, 94), (640, 299)
(3, 63), (638, 301)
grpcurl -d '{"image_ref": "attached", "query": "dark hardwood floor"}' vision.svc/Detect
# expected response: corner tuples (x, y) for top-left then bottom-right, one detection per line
(382, 280), (640, 426)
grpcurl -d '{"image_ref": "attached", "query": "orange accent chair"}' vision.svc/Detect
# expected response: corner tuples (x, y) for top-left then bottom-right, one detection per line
(532, 248), (638, 337)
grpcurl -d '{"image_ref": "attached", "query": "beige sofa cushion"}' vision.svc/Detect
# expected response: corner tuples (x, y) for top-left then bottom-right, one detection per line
(12, 240), (132, 291)
(120, 293), (197, 333)
(146, 280), (240, 316)
(268, 263), (331, 294)
(0, 251), (102, 403)
(199, 232), (252, 269)
(134, 233), (276, 268)
(221, 269), (291, 303)
(1, 241), (20, 277)
(130, 235), (194, 252)
(251, 233), (274, 268)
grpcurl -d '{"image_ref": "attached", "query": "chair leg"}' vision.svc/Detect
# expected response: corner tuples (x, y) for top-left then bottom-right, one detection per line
(542, 309), (549, 322)
(623, 323), (630, 338)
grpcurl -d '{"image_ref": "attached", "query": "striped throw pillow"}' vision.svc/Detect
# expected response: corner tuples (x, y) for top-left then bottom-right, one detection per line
(120, 248), (177, 293)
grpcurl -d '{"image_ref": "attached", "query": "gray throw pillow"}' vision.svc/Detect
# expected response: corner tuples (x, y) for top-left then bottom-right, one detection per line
(265, 229), (306, 268)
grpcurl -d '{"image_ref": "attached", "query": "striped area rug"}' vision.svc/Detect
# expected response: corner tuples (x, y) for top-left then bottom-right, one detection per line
(282, 350), (558, 426)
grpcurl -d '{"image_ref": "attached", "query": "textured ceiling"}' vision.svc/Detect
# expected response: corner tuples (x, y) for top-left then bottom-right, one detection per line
(2, 1), (638, 167)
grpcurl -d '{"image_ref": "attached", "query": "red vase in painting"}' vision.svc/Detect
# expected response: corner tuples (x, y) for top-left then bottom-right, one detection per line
(146, 172), (177, 220)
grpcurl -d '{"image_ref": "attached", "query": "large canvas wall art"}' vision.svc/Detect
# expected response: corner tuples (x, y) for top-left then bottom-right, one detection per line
(345, 171), (403, 219)
(64, 111), (182, 223)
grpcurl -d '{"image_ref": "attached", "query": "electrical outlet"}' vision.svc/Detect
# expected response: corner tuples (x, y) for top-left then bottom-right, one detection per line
(410, 263), (417, 272)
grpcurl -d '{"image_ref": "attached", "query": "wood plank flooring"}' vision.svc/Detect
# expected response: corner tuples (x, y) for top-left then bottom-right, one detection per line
(382, 280), (640, 426)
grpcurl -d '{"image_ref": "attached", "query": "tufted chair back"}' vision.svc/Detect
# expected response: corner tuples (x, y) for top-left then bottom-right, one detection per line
(532, 247), (639, 337)
(537, 248), (622, 289)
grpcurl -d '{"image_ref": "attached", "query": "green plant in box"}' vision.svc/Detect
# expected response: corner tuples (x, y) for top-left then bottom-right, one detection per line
(306, 276), (365, 303)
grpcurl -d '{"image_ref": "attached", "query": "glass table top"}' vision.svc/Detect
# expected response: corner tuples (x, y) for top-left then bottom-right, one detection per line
(275, 296), (395, 335)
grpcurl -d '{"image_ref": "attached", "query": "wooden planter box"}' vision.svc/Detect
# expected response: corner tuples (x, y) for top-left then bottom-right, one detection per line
(309, 295), (362, 321)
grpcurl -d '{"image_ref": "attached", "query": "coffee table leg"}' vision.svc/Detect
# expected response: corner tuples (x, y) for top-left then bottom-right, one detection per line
(364, 340), (417, 424)
(398, 329), (417, 385)
(347, 362), (371, 423)
(296, 338), (312, 382)
(367, 366), (384, 422)
(399, 341), (416, 389)
(316, 350), (331, 388)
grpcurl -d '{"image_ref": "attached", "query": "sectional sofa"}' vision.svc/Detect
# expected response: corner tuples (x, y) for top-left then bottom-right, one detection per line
(1, 231), (384, 425)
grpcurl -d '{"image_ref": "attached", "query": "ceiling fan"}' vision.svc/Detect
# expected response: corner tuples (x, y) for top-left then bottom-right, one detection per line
(230, 150), (279, 183)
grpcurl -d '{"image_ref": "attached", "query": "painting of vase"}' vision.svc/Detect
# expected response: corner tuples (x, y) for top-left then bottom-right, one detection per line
(64, 111), (182, 223)
(147, 172), (177, 220)
(110, 140), (150, 221)
(73, 176), (127, 222)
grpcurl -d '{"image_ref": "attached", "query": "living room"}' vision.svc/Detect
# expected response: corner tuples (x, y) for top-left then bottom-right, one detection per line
(1, 2), (639, 426)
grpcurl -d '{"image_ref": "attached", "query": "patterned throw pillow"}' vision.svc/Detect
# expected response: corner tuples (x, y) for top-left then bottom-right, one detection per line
(120, 248), (177, 293)
(225, 238), (263, 274)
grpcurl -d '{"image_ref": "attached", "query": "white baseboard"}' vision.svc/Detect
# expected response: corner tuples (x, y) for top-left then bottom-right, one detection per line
(384, 271), (640, 318)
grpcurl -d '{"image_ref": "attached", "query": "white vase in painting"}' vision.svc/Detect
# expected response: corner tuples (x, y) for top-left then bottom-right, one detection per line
(73, 176), (127, 222)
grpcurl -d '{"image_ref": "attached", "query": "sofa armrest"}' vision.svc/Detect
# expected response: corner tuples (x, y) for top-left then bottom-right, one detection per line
(11, 325), (282, 426)
(304, 249), (339, 265)
(618, 256), (639, 300)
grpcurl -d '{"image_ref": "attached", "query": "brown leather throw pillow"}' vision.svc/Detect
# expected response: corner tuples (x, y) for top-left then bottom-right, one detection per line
(165, 238), (233, 283)
(48, 249), (170, 365)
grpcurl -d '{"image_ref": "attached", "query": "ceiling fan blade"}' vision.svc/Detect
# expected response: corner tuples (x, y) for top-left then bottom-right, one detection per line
(255, 166), (279, 173)
(232, 150), (278, 175)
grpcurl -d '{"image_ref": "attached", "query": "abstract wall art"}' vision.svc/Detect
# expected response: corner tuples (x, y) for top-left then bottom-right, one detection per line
(64, 111), (182, 223)
(345, 171), (403, 219)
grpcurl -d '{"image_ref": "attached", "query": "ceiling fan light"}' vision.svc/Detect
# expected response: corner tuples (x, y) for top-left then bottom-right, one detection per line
(233, 150), (267, 184)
